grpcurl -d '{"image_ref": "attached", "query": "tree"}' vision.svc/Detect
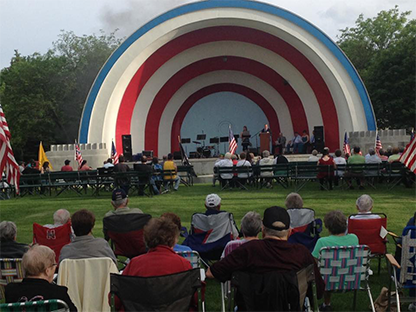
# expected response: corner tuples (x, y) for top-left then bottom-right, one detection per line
(0, 30), (123, 160)
(337, 6), (416, 130)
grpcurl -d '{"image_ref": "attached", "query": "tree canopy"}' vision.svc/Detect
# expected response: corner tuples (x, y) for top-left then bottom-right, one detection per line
(0, 30), (123, 160)
(337, 6), (415, 130)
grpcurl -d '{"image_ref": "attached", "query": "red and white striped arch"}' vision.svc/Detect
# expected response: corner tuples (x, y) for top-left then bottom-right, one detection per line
(79, 1), (376, 156)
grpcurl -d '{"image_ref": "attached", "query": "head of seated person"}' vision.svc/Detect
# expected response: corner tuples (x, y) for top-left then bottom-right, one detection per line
(0, 221), (18, 243)
(241, 211), (262, 239)
(111, 188), (129, 210)
(0, 221), (29, 258)
(324, 210), (347, 236)
(144, 217), (178, 249)
(71, 209), (95, 237)
(262, 150), (270, 158)
(285, 192), (304, 209)
(53, 209), (71, 226)
(23, 245), (57, 283)
(262, 206), (291, 240)
(356, 194), (373, 214)
(205, 194), (221, 211)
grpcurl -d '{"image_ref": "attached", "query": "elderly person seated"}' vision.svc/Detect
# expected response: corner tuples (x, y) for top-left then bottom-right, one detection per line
(365, 148), (381, 164)
(312, 210), (359, 311)
(5, 245), (77, 311)
(221, 211), (261, 258)
(44, 209), (71, 228)
(349, 194), (380, 220)
(215, 152), (234, 187)
(308, 150), (320, 162)
(259, 150), (274, 188)
(161, 212), (192, 252)
(236, 152), (252, 185)
(0, 221), (29, 258)
(285, 192), (304, 209)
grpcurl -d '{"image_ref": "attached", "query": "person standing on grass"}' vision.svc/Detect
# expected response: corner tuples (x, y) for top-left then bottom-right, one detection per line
(312, 210), (358, 311)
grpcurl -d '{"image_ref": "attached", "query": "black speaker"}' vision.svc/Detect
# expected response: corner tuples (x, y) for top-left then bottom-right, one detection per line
(173, 151), (182, 160)
(122, 135), (132, 161)
(313, 126), (325, 152)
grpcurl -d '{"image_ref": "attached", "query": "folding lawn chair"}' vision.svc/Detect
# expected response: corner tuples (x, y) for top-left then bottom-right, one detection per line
(0, 258), (24, 301)
(317, 245), (375, 312)
(287, 208), (322, 252)
(0, 299), (69, 312)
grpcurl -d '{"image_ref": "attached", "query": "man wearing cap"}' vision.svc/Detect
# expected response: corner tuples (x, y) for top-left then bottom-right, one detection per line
(204, 193), (239, 236)
(104, 189), (143, 218)
(206, 206), (324, 299)
(61, 160), (73, 172)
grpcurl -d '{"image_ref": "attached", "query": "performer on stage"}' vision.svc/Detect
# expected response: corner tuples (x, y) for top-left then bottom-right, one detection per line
(240, 126), (251, 151)
(261, 124), (271, 133)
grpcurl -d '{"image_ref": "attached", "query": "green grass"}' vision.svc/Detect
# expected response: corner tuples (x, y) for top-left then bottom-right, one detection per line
(1, 183), (415, 311)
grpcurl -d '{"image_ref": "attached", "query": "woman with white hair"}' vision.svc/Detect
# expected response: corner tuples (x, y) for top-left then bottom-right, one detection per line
(5, 245), (77, 311)
(0, 221), (29, 258)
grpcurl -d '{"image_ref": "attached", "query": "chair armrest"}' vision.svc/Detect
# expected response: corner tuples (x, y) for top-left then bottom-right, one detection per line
(386, 254), (401, 269)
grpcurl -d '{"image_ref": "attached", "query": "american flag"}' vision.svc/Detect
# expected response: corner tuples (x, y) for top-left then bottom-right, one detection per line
(0, 105), (20, 194)
(111, 140), (119, 165)
(399, 136), (416, 173)
(343, 132), (351, 156)
(375, 133), (382, 156)
(74, 141), (83, 167)
(229, 125), (237, 155)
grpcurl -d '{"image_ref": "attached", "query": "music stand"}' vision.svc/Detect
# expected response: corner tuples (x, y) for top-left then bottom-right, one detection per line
(196, 134), (206, 140)
(181, 138), (191, 144)
(220, 137), (228, 143)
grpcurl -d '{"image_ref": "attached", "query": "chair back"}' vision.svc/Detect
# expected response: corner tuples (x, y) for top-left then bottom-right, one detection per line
(33, 222), (72, 264)
(287, 208), (316, 232)
(348, 214), (387, 255)
(0, 299), (69, 312)
(296, 264), (318, 310)
(287, 208), (322, 252)
(57, 257), (119, 312)
(183, 212), (239, 260)
(318, 245), (371, 292)
(399, 226), (416, 287)
(176, 251), (201, 269)
(103, 213), (151, 259)
(230, 270), (300, 311)
(110, 268), (202, 311)
(0, 258), (24, 300)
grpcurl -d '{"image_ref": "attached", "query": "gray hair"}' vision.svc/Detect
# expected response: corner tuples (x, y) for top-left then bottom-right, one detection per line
(53, 209), (70, 225)
(0, 221), (17, 241)
(263, 225), (289, 238)
(312, 150), (318, 156)
(262, 150), (270, 157)
(241, 211), (262, 237)
(112, 197), (128, 208)
(368, 148), (375, 156)
(285, 193), (304, 209)
(23, 245), (55, 277)
(356, 194), (373, 213)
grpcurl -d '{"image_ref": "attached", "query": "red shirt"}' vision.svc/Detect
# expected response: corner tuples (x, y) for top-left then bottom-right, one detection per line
(61, 165), (73, 172)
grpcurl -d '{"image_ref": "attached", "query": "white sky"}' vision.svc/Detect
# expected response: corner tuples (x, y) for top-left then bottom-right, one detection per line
(0, 0), (415, 70)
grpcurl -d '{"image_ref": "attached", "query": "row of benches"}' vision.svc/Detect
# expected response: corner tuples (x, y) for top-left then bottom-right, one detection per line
(214, 162), (411, 191)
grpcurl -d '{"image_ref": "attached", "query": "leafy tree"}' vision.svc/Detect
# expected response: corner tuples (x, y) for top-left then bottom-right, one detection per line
(337, 6), (415, 130)
(0, 30), (123, 160)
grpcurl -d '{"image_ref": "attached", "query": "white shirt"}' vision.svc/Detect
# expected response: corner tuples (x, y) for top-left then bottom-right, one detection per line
(103, 163), (115, 168)
(350, 212), (381, 220)
(308, 155), (320, 162)
(334, 157), (347, 177)
(365, 154), (382, 164)
(236, 160), (252, 178)
(216, 159), (233, 179)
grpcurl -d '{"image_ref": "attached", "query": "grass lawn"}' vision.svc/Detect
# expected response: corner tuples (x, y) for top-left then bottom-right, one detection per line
(1, 183), (415, 311)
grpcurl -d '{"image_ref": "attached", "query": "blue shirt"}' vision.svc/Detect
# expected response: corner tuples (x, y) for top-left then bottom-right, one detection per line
(173, 244), (192, 252)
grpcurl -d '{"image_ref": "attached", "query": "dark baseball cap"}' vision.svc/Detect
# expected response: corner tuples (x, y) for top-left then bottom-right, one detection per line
(263, 206), (290, 231)
(112, 189), (127, 201)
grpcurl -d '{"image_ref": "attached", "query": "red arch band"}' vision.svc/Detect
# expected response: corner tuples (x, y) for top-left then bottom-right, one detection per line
(145, 56), (307, 155)
(171, 83), (281, 153)
(115, 26), (339, 153)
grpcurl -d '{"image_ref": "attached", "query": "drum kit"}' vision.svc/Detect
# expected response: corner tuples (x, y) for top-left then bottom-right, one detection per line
(180, 134), (220, 158)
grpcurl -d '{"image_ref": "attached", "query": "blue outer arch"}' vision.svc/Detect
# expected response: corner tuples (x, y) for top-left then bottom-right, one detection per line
(79, 0), (376, 143)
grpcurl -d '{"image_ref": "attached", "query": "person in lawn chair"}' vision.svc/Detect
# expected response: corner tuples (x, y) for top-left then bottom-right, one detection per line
(349, 194), (380, 220)
(183, 194), (240, 261)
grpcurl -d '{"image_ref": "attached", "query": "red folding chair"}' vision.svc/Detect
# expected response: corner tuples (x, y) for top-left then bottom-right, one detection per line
(33, 222), (72, 265)
(348, 213), (387, 274)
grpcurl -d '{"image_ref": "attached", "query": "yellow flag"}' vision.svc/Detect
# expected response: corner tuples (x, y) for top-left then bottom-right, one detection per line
(38, 141), (52, 170)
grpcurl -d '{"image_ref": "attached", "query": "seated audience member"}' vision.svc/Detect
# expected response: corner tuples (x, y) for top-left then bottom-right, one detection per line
(103, 158), (114, 169)
(22, 160), (40, 174)
(61, 160), (73, 172)
(59, 209), (116, 264)
(365, 148), (382, 164)
(388, 147), (401, 163)
(161, 212), (192, 252)
(18, 161), (25, 173)
(317, 147), (336, 191)
(378, 149), (389, 161)
(333, 149), (346, 186)
(135, 156), (154, 195)
(350, 194), (380, 219)
(151, 157), (163, 194)
(312, 210), (358, 311)
(163, 153), (180, 191)
(206, 206), (324, 303)
(259, 150), (274, 188)
(344, 146), (365, 189)
(104, 189), (143, 218)
(221, 211), (261, 258)
(44, 209), (71, 228)
(236, 152), (251, 185)
(113, 217), (193, 311)
(40, 162), (51, 174)
(285, 192), (304, 209)
(205, 194), (223, 215)
(215, 152), (234, 187)
(5, 245), (77, 311)
(78, 160), (91, 171)
(308, 150), (320, 162)
(113, 155), (130, 195)
(0, 221), (29, 258)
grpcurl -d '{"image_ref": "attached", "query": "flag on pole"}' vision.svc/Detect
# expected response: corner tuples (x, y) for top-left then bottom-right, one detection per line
(74, 141), (83, 168)
(0, 104), (20, 194)
(38, 141), (52, 170)
(229, 125), (237, 155)
(343, 132), (351, 156)
(375, 133), (382, 156)
(399, 136), (416, 174)
(111, 141), (119, 165)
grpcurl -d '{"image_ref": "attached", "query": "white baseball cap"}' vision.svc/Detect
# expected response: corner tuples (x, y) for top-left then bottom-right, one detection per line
(205, 194), (221, 208)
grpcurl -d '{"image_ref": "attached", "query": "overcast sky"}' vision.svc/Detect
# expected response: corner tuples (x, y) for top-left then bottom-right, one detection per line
(0, 0), (415, 70)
